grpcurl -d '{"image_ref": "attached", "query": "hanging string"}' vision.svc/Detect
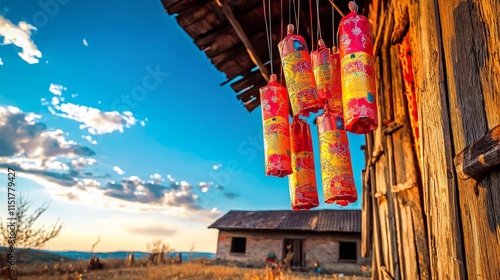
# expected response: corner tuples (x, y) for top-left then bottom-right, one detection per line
(262, 0), (273, 74)
(268, 0), (273, 74)
(292, 0), (297, 30)
(316, 0), (322, 41)
(309, 0), (314, 51)
(291, 0), (300, 34)
(331, 1), (335, 47)
(289, 0), (292, 26)
(280, 0), (284, 84)
(297, 0), (301, 33)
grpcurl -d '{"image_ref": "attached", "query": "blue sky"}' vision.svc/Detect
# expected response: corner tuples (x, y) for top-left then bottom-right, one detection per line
(0, 0), (365, 253)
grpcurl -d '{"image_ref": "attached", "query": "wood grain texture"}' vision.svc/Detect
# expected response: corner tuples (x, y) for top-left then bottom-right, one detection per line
(454, 125), (500, 179)
(437, 0), (500, 277)
(391, 37), (430, 280)
(361, 169), (372, 258)
(409, 0), (466, 278)
(216, 0), (270, 82)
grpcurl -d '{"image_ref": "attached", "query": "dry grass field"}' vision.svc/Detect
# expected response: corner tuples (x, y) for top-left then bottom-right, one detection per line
(15, 260), (371, 280)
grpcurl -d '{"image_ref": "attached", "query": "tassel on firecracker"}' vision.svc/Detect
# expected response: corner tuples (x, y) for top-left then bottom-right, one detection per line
(260, 74), (293, 177)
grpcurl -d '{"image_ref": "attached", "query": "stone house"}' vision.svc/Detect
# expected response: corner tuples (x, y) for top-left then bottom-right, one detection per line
(208, 210), (369, 273)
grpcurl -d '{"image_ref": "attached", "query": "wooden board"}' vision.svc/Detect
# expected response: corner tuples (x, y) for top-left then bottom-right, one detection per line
(437, 0), (500, 277)
(409, 0), (467, 278)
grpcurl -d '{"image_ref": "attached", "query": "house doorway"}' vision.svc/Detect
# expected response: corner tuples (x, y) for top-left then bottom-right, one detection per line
(283, 238), (303, 268)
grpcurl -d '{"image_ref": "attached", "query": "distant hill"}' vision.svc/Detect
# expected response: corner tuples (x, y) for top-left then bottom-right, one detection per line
(50, 250), (215, 262)
(0, 247), (73, 264)
(0, 247), (215, 264)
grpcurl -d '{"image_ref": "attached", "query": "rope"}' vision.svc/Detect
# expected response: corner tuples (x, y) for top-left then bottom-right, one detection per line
(331, 1), (335, 47)
(280, 0), (284, 84)
(316, 0), (322, 41)
(262, 0), (274, 75)
(309, 0), (313, 50)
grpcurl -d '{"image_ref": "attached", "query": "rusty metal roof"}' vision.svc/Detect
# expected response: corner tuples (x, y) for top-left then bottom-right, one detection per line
(208, 210), (361, 233)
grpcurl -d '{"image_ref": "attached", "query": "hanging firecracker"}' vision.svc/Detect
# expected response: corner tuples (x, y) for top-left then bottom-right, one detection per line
(317, 111), (358, 204)
(260, 74), (293, 177)
(311, 39), (331, 106)
(329, 46), (343, 113)
(338, 1), (378, 134)
(288, 117), (319, 210)
(278, 24), (323, 117)
(336, 200), (349, 206)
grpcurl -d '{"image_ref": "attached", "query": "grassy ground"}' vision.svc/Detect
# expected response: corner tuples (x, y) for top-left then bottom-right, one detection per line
(17, 261), (371, 280)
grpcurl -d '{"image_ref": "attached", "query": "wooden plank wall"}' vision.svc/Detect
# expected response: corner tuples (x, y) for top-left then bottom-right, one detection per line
(364, 0), (500, 279)
(437, 0), (500, 278)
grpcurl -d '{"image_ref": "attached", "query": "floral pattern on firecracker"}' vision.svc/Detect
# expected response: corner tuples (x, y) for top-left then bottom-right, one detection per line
(281, 50), (322, 116)
(260, 86), (289, 118)
(318, 130), (358, 203)
(326, 53), (344, 114)
(341, 51), (377, 133)
(263, 116), (291, 177)
(339, 12), (373, 56)
(313, 63), (332, 101)
(289, 151), (319, 210)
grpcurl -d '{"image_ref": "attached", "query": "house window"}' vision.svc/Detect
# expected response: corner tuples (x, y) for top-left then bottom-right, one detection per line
(339, 241), (357, 262)
(230, 237), (246, 253)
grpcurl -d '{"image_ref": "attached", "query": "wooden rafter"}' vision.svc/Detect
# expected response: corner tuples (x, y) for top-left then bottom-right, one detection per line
(216, 0), (270, 82)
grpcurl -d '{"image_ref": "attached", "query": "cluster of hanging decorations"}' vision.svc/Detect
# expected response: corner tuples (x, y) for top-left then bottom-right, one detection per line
(260, 0), (377, 210)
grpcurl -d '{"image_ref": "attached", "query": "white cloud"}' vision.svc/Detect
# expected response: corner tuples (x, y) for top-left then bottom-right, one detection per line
(0, 106), (224, 220)
(213, 164), (222, 170)
(51, 102), (138, 135)
(49, 84), (66, 96)
(113, 166), (125, 175)
(0, 106), (95, 166)
(0, 58), (3, 65)
(0, 16), (42, 64)
(149, 173), (164, 183)
(44, 84), (141, 135)
(71, 157), (97, 170)
(82, 135), (97, 145)
(82, 38), (88, 46)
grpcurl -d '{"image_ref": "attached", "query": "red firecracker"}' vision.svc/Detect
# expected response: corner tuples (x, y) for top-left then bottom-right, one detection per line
(288, 117), (319, 210)
(339, 1), (378, 134)
(311, 39), (331, 106)
(317, 110), (358, 204)
(329, 47), (343, 113)
(260, 74), (292, 177)
(278, 24), (323, 117)
(336, 200), (349, 206)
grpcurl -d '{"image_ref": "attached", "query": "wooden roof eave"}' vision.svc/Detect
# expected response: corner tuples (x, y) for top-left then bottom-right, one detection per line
(215, 0), (270, 83)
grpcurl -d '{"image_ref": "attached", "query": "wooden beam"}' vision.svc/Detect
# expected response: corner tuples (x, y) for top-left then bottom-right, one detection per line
(454, 124), (500, 180)
(391, 5), (409, 44)
(216, 0), (270, 82)
(383, 118), (405, 135)
(371, 147), (384, 165)
(327, 0), (345, 17)
(374, 192), (386, 199)
(380, 266), (395, 280)
(361, 169), (372, 258)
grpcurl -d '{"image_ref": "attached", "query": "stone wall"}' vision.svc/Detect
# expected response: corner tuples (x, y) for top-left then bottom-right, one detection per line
(215, 230), (370, 273)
